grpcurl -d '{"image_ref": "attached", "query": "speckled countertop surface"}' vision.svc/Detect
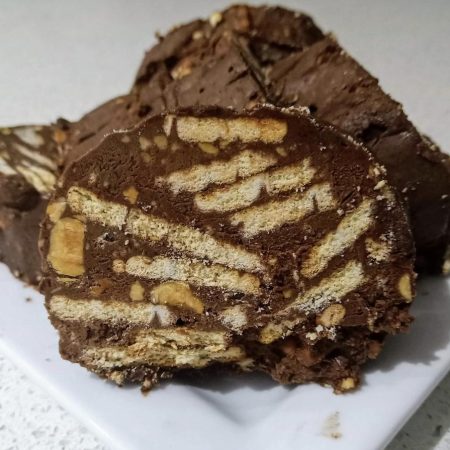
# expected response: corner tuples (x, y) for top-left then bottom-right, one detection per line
(0, 1), (449, 449)
(0, 354), (103, 450)
(1, 352), (449, 450)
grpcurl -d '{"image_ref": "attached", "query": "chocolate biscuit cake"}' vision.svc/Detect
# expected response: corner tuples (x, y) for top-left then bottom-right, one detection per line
(0, 125), (65, 284)
(2, 5), (447, 287)
(41, 107), (415, 391)
(131, 4), (450, 273)
(0, 96), (138, 286)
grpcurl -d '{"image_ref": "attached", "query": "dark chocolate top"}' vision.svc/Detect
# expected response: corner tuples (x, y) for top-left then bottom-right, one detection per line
(130, 4), (450, 273)
(63, 95), (139, 166)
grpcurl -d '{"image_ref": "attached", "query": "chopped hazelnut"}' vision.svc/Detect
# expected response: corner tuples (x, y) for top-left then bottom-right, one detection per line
(130, 281), (145, 301)
(123, 186), (139, 204)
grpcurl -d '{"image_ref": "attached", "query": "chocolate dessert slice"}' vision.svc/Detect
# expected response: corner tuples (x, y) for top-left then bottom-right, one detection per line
(0, 124), (65, 284)
(41, 107), (414, 391)
(0, 96), (136, 286)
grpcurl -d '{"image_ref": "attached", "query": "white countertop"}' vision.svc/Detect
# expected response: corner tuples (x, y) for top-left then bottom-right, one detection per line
(1, 351), (449, 450)
(0, 1), (449, 449)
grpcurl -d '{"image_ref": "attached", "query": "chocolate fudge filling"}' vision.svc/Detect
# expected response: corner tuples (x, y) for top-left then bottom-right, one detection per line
(41, 107), (415, 391)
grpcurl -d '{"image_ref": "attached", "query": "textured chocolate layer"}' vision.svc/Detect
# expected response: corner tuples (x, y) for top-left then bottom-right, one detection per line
(0, 125), (65, 284)
(0, 96), (138, 285)
(62, 95), (139, 166)
(42, 107), (415, 391)
(132, 4), (450, 273)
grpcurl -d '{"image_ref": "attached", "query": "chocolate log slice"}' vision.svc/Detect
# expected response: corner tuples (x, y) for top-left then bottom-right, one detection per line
(0, 96), (137, 286)
(41, 107), (415, 391)
(132, 4), (450, 273)
(0, 124), (65, 284)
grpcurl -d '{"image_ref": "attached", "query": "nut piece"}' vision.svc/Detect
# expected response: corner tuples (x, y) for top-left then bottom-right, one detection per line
(198, 142), (219, 155)
(151, 281), (204, 314)
(370, 166), (381, 177)
(130, 281), (145, 302)
(46, 198), (67, 223)
(317, 304), (346, 327)
(374, 180), (387, 190)
(139, 136), (151, 151)
(108, 371), (125, 386)
(282, 288), (295, 299)
(192, 30), (203, 40)
(339, 377), (356, 391)
(90, 278), (113, 296)
(398, 273), (413, 302)
(123, 186), (139, 204)
(47, 218), (85, 276)
(170, 59), (192, 80)
(443, 254), (450, 275)
(112, 259), (126, 273)
(153, 134), (168, 150)
(305, 332), (318, 341)
(209, 11), (223, 27)
(52, 128), (67, 144)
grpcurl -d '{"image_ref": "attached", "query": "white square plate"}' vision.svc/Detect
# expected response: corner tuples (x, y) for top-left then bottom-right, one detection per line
(0, 1), (449, 449)
(0, 267), (449, 450)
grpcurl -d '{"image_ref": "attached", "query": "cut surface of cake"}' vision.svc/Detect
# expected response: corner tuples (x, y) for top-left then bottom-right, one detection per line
(41, 107), (415, 392)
